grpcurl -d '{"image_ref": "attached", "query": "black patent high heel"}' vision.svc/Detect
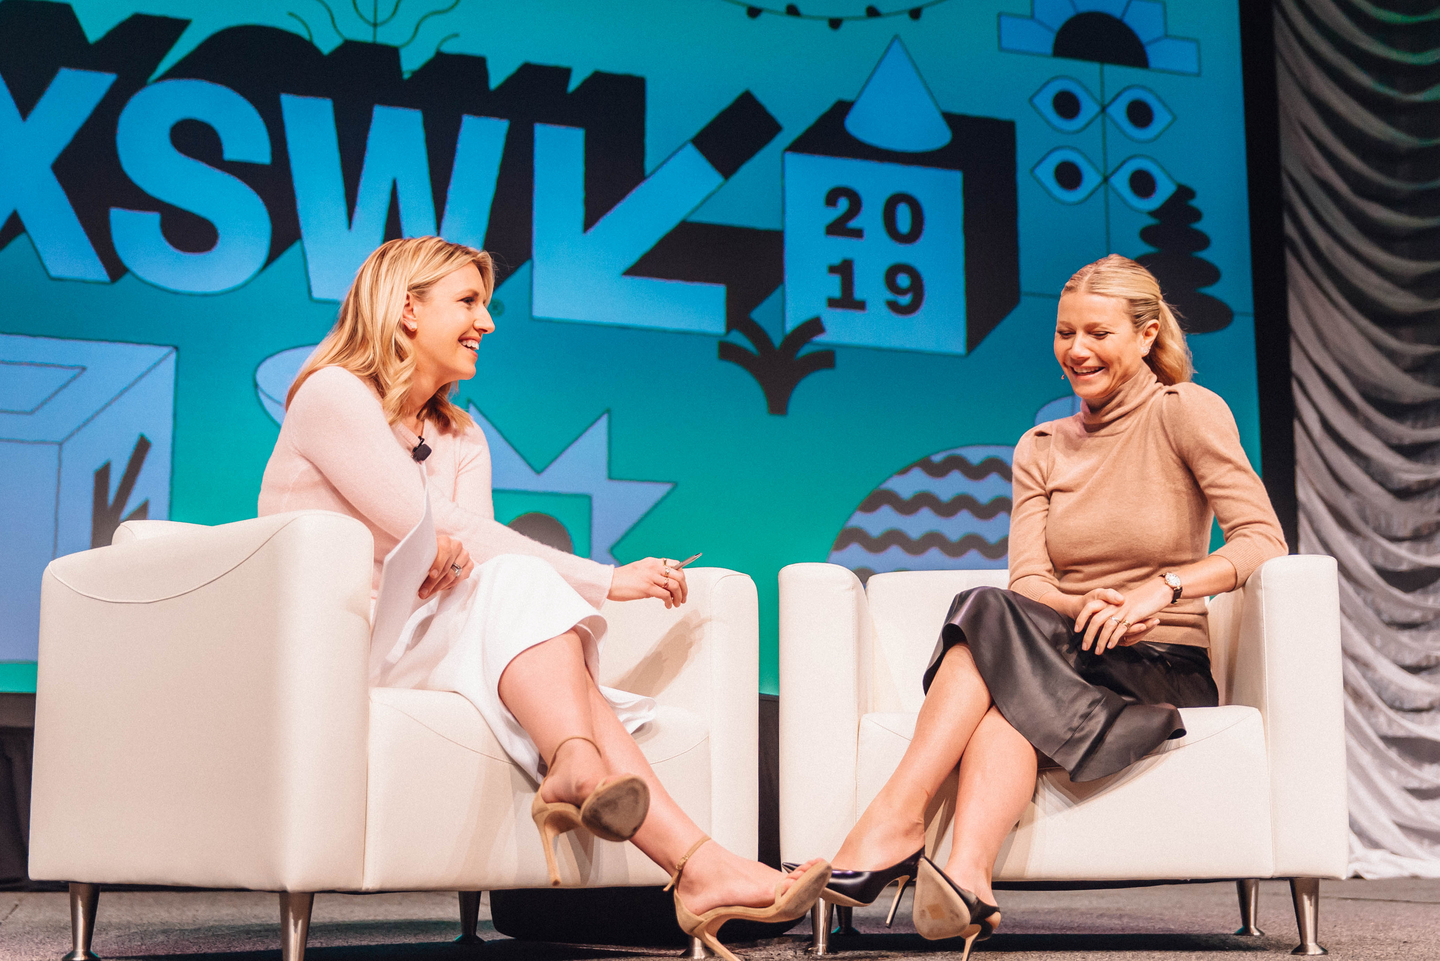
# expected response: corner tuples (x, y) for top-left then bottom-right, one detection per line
(911, 856), (1000, 961)
(784, 848), (922, 926)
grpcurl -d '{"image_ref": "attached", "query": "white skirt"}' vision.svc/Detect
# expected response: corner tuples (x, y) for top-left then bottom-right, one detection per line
(371, 553), (656, 781)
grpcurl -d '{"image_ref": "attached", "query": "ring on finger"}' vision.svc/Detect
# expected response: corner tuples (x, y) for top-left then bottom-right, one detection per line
(1107, 615), (1121, 624)
(450, 563), (463, 577)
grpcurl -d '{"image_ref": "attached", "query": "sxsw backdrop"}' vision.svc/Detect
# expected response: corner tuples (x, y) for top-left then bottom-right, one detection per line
(0, 0), (1261, 693)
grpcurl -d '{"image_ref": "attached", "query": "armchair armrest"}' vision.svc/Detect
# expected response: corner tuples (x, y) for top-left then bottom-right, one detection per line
(1224, 554), (1348, 878)
(777, 562), (873, 863)
(598, 567), (759, 859)
(29, 511), (375, 892)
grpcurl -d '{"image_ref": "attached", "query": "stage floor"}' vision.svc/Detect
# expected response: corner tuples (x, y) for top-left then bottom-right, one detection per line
(1, 879), (1436, 960)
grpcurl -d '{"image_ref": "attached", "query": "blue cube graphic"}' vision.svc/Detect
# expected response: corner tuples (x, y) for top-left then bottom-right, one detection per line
(0, 334), (175, 661)
(783, 40), (1018, 356)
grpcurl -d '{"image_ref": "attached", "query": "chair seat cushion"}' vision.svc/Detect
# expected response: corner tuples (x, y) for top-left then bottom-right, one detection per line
(856, 705), (1275, 880)
(361, 688), (710, 891)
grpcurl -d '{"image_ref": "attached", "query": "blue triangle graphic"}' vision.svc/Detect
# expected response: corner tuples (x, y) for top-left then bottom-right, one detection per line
(844, 37), (952, 153)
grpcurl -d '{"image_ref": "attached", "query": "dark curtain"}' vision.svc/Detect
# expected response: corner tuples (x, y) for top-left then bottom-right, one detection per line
(1279, 0), (1440, 876)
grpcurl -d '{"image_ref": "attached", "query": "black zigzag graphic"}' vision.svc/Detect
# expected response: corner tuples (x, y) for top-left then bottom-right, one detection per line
(831, 528), (1009, 560)
(856, 489), (1012, 520)
(903, 454), (1012, 482)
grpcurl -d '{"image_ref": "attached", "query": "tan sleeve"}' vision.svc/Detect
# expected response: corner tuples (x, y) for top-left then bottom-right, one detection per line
(1161, 384), (1288, 587)
(1007, 427), (1062, 601)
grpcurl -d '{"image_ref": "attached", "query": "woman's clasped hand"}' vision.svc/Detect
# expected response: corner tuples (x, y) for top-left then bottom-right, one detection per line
(1069, 585), (1166, 654)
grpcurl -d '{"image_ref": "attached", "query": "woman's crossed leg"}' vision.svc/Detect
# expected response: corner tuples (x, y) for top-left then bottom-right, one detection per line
(499, 630), (821, 915)
(831, 640), (1037, 918)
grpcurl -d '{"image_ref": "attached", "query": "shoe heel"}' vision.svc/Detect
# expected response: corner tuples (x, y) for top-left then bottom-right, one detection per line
(885, 876), (911, 927)
(698, 921), (740, 961)
(531, 797), (581, 887)
(958, 929), (980, 961)
(532, 810), (563, 886)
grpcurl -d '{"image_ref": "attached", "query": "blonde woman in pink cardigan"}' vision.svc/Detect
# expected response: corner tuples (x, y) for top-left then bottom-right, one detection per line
(259, 237), (827, 956)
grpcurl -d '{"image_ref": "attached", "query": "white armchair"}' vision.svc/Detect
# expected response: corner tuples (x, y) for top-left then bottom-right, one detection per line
(29, 510), (759, 960)
(778, 556), (1347, 955)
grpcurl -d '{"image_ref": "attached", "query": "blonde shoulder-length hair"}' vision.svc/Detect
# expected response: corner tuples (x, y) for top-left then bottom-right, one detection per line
(1061, 254), (1193, 386)
(287, 236), (495, 431)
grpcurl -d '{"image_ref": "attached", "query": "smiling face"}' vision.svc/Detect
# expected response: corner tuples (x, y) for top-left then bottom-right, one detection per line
(403, 262), (494, 389)
(1054, 290), (1158, 405)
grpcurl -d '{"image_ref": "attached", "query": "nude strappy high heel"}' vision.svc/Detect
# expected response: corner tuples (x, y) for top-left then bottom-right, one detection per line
(667, 836), (832, 961)
(531, 735), (651, 885)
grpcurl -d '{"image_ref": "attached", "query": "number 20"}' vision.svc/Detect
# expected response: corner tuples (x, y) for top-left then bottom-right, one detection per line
(825, 187), (924, 245)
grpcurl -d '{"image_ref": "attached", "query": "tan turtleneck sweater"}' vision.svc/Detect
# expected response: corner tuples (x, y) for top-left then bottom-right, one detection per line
(1008, 368), (1287, 648)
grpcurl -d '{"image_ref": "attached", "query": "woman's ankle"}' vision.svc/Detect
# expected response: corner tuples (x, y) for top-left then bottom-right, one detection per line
(542, 738), (606, 803)
(834, 802), (926, 870)
(941, 855), (994, 901)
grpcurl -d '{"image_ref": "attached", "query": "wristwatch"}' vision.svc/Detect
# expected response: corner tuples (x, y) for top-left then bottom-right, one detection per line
(1160, 572), (1183, 604)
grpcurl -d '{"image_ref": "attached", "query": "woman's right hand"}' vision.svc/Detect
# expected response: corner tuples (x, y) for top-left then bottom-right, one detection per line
(420, 534), (472, 599)
(608, 557), (687, 608)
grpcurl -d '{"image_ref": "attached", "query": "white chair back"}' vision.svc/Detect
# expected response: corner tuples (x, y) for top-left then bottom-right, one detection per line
(864, 569), (1009, 714)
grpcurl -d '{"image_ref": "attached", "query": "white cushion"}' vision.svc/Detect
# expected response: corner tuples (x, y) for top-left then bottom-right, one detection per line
(362, 689), (710, 891)
(855, 705), (1275, 880)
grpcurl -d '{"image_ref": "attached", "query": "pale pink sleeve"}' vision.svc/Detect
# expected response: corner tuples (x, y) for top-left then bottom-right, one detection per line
(446, 423), (614, 606)
(285, 368), (614, 607)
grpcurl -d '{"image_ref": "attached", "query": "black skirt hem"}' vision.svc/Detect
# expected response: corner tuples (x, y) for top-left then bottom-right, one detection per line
(923, 587), (1218, 783)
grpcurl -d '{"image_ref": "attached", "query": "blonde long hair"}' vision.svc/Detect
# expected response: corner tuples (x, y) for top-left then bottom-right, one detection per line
(1062, 254), (1192, 386)
(287, 237), (494, 430)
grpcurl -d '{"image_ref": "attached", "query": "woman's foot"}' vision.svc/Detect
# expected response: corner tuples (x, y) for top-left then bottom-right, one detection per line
(941, 857), (1001, 932)
(677, 842), (826, 917)
(831, 793), (927, 872)
(539, 737), (609, 806)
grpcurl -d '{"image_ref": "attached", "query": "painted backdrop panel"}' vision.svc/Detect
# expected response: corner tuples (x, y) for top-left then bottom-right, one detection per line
(0, 0), (1259, 690)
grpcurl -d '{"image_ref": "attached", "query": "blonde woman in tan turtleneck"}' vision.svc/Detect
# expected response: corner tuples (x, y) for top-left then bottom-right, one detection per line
(811, 255), (1286, 956)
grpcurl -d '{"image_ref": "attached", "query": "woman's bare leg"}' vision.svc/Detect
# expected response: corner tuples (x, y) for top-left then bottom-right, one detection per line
(497, 631), (608, 804)
(832, 642), (992, 870)
(942, 705), (1037, 921)
(499, 631), (822, 914)
(582, 686), (821, 915)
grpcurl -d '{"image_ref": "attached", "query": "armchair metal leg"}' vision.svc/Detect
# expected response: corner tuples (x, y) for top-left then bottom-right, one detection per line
(1289, 878), (1327, 955)
(686, 935), (714, 958)
(456, 891), (483, 944)
(809, 900), (833, 955)
(279, 892), (314, 961)
(61, 883), (99, 961)
(834, 905), (856, 936)
(1234, 879), (1265, 936)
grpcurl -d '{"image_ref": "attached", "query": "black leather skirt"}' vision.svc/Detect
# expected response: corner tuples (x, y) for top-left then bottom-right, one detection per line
(921, 586), (1219, 783)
